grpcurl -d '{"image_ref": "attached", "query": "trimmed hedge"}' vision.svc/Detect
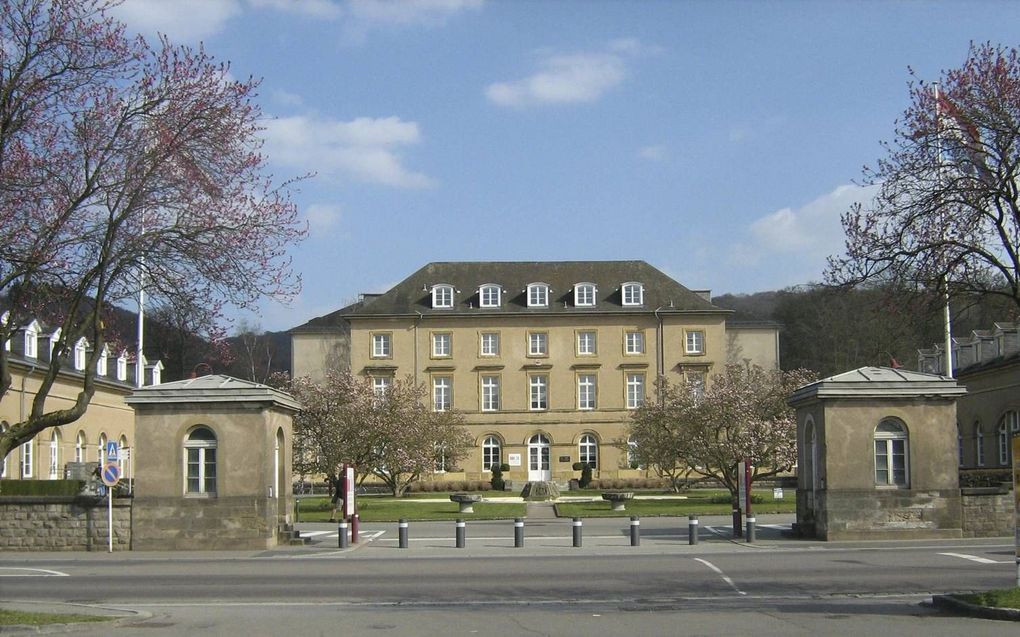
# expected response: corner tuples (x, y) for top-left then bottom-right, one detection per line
(0, 479), (84, 496)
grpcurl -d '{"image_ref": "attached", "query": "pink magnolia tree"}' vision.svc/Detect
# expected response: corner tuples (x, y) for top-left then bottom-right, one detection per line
(0, 0), (306, 464)
(628, 365), (814, 503)
(827, 43), (1020, 312)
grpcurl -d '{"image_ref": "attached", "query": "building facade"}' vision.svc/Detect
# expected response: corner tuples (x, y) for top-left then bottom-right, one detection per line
(291, 261), (780, 485)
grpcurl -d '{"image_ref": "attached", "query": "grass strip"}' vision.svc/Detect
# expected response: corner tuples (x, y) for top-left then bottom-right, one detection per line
(297, 498), (526, 522)
(955, 588), (1020, 609)
(0, 609), (111, 626)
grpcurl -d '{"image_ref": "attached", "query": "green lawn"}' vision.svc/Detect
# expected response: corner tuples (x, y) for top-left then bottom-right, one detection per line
(556, 490), (796, 518)
(295, 496), (526, 522)
(955, 588), (1020, 609)
(0, 609), (111, 627)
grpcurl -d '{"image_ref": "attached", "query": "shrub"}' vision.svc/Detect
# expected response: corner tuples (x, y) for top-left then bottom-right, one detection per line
(0, 480), (84, 496)
(490, 464), (506, 491)
(579, 464), (593, 488)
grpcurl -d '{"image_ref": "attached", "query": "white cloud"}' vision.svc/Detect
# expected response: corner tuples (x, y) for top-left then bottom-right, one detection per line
(248, 0), (344, 19)
(271, 89), (305, 108)
(304, 203), (342, 235)
(347, 0), (484, 26)
(263, 115), (435, 189)
(638, 145), (667, 161)
(486, 39), (656, 108)
(112, 0), (241, 42)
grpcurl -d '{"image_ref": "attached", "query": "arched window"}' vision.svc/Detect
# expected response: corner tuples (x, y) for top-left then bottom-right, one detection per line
(621, 282), (644, 306)
(482, 435), (501, 471)
(75, 431), (86, 464)
(578, 434), (598, 469)
(48, 430), (60, 479)
(0, 422), (8, 478)
(874, 419), (909, 487)
(527, 283), (549, 308)
(627, 435), (641, 469)
(478, 284), (501, 308)
(431, 284), (455, 309)
(184, 426), (217, 496)
(98, 433), (108, 465)
(574, 283), (597, 307)
(118, 435), (129, 471)
(998, 411), (1019, 466)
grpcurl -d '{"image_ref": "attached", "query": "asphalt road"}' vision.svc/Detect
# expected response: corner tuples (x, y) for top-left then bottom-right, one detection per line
(1, 515), (1016, 636)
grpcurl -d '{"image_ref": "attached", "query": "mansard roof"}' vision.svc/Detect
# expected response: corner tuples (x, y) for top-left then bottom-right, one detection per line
(788, 366), (966, 405)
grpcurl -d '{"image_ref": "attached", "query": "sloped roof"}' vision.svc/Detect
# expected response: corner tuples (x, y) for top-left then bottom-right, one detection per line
(788, 366), (966, 405)
(124, 374), (300, 410)
(294, 261), (724, 329)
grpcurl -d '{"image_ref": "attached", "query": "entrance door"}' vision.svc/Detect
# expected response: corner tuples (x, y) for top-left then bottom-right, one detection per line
(528, 434), (551, 481)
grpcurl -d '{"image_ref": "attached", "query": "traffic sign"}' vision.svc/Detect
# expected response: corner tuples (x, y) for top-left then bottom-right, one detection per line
(106, 441), (119, 462)
(101, 462), (122, 487)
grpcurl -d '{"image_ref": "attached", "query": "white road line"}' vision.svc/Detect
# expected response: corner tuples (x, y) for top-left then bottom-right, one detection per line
(0, 567), (69, 577)
(299, 531), (332, 538)
(693, 558), (746, 596)
(938, 552), (1009, 564)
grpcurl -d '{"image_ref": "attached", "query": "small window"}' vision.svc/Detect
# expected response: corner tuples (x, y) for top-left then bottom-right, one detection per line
(578, 374), (597, 410)
(24, 325), (37, 358)
(874, 419), (909, 487)
(432, 333), (451, 358)
(116, 354), (128, 381)
(574, 283), (597, 307)
(685, 330), (705, 355)
(96, 346), (108, 376)
(622, 282), (644, 306)
(372, 333), (391, 358)
(528, 332), (548, 357)
(433, 376), (452, 412)
(626, 373), (645, 409)
(625, 331), (644, 355)
(372, 376), (391, 398)
(184, 426), (217, 496)
(685, 369), (706, 399)
(73, 338), (87, 371)
(481, 375), (501, 411)
(482, 435), (502, 471)
(480, 332), (500, 357)
(529, 374), (548, 411)
(479, 284), (501, 308)
(579, 434), (598, 469)
(527, 283), (549, 308)
(577, 331), (597, 356)
(432, 284), (454, 308)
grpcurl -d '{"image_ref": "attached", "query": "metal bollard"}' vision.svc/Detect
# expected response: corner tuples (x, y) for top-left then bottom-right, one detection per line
(456, 518), (466, 548)
(746, 516), (756, 543)
(514, 518), (524, 548)
(351, 514), (360, 544)
(398, 518), (408, 549)
(295, 498), (301, 523)
(572, 517), (583, 548)
(688, 514), (699, 546)
(732, 508), (742, 538)
(630, 516), (640, 546)
(338, 519), (349, 549)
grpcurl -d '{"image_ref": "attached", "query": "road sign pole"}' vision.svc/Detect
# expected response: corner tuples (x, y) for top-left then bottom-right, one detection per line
(108, 486), (113, 553)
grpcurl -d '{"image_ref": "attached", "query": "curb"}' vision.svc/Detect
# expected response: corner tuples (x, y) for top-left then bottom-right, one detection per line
(930, 594), (1020, 621)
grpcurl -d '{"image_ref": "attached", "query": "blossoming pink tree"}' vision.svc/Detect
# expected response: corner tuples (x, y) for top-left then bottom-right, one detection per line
(0, 0), (306, 465)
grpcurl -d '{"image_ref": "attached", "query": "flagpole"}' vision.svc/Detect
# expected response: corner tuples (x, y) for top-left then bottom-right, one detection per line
(934, 82), (954, 378)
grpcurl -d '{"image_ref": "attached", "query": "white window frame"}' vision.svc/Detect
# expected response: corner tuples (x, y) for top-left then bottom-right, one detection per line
(184, 426), (217, 496)
(372, 333), (392, 359)
(0, 424), (7, 478)
(24, 325), (37, 358)
(625, 331), (644, 355)
(685, 330), (705, 355)
(432, 284), (454, 308)
(621, 282), (644, 306)
(998, 411), (1019, 466)
(433, 376), (452, 412)
(626, 373), (645, 409)
(480, 332), (500, 357)
(574, 283), (596, 307)
(579, 434), (598, 469)
(578, 374), (597, 410)
(685, 369), (706, 399)
(432, 332), (451, 358)
(21, 439), (33, 478)
(529, 374), (548, 411)
(874, 419), (909, 488)
(482, 435), (501, 471)
(527, 283), (549, 308)
(479, 284), (501, 308)
(48, 431), (60, 479)
(577, 331), (597, 356)
(372, 376), (391, 398)
(528, 332), (548, 357)
(117, 354), (128, 381)
(481, 375), (501, 412)
(73, 338), (87, 371)
(96, 345), (108, 376)
(75, 431), (85, 463)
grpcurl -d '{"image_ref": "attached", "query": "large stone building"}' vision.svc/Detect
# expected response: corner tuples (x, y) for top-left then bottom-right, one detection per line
(290, 261), (779, 484)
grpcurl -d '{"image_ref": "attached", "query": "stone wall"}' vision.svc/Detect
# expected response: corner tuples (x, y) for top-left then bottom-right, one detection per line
(131, 496), (278, 550)
(961, 488), (1015, 538)
(814, 489), (963, 540)
(0, 496), (131, 551)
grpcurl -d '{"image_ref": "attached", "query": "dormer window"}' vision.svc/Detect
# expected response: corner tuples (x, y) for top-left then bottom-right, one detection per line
(1, 311), (9, 351)
(479, 284), (502, 308)
(73, 338), (88, 371)
(47, 327), (61, 359)
(24, 322), (38, 358)
(622, 282), (644, 306)
(432, 284), (455, 309)
(574, 283), (597, 307)
(96, 345), (109, 376)
(117, 352), (128, 381)
(527, 283), (549, 308)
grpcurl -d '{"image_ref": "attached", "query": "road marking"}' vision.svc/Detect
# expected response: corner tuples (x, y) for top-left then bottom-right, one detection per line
(299, 531), (332, 538)
(693, 558), (746, 596)
(0, 567), (69, 577)
(938, 552), (1008, 564)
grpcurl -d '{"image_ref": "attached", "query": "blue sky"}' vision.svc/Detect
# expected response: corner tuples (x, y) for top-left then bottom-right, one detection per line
(111, 0), (1020, 332)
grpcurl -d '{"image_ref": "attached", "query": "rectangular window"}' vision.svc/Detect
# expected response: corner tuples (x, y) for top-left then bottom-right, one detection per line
(480, 285), (501, 307)
(625, 331), (644, 355)
(685, 330), (705, 355)
(432, 333), (451, 358)
(482, 375), (501, 412)
(187, 448), (216, 495)
(528, 332), (548, 357)
(372, 376), (391, 398)
(626, 373), (645, 409)
(575, 284), (596, 307)
(578, 374), (596, 410)
(577, 331), (597, 356)
(875, 439), (907, 486)
(433, 376), (452, 411)
(528, 284), (548, 307)
(529, 374), (548, 410)
(372, 333), (391, 358)
(686, 370), (706, 398)
(622, 283), (644, 306)
(21, 441), (32, 478)
(480, 332), (500, 356)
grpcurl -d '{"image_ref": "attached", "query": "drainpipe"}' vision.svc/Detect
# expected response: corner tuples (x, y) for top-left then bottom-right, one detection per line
(414, 311), (423, 384)
(653, 307), (665, 383)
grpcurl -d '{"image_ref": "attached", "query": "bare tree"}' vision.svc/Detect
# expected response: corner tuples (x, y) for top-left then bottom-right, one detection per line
(0, 0), (306, 464)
